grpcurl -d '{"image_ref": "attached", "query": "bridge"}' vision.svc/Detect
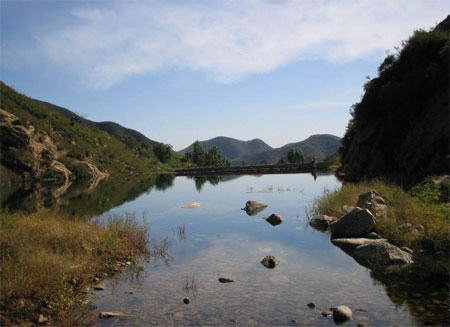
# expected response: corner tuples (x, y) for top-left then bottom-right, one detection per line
(174, 161), (332, 176)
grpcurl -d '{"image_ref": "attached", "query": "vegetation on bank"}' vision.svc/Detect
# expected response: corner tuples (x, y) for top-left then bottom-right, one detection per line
(314, 179), (450, 252)
(183, 141), (230, 167)
(0, 211), (150, 326)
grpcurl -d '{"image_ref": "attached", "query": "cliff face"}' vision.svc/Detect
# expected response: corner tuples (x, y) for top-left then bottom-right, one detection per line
(340, 16), (449, 186)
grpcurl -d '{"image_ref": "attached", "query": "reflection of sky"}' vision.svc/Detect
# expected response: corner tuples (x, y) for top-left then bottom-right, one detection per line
(94, 174), (417, 326)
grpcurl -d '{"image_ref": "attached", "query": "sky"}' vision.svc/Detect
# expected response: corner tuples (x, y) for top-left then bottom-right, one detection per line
(1, 0), (447, 150)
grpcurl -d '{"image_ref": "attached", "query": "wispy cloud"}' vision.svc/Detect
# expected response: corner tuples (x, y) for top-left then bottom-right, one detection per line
(36, 0), (446, 88)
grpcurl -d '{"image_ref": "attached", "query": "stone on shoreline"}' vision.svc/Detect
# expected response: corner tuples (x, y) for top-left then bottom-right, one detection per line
(309, 215), (337, 230)
(330, 207), (376, 238)
(331, 305), (352, 322)
(98, 311), (124, 319)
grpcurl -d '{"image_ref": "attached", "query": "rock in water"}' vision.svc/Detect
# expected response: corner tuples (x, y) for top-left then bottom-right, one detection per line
(352, 241), (414, 267)
(331, 238), (388, 255)
(332, 305), (352, 322)
(309, 215), (337, 230)
(260, 256), (279, 269)
(218, 277), (234, 283)
(356, 191), (388, 217)
(307, 302), (315, 308)
(265, 213), (283, 226)
(183, 297), (190, 304)
(330, 207), (376, 238)
(243, 201), (268, 216)
(98, 311), (124, 319)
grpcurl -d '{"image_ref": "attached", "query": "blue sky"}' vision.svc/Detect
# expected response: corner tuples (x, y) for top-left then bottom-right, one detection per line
(1, 0), (447, 150)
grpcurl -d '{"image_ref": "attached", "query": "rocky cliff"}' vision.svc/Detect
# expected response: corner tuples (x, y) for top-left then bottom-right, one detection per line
(339, 16), (449, 186)
(0, 109), (108, 190)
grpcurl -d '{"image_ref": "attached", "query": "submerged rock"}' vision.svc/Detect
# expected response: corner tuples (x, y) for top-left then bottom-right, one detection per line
(331, 305), (352, 322)
(307, 302), (315, 308)
(309, 215), (337, 230)
(182, 202), (201, 209)
(183, 297), (190, 304)
(218, 277), (234, 283)
(98, 311), (124, 319)
(242, 201), (268, 216)
(330, 207), (376, 238)
(265, 213), (283, 226)
(260, 256), (279, 269)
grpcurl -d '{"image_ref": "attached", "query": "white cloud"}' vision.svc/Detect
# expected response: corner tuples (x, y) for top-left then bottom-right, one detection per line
(37, 0), (447, 88)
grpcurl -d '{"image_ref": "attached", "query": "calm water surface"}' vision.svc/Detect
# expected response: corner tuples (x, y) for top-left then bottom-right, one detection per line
(84, 173), (448, 327)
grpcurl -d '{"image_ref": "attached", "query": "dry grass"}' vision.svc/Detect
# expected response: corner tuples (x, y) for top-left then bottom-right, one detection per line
(315, 180), (450, 252)
(0, 211), (149, 326)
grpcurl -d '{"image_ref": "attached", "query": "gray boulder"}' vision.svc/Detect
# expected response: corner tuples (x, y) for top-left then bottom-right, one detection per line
(332, 238), (388, 255)
(309, 215), (337, 230)
(356, 191), (388, 217)
(352, 241), (414, 267)
(332, 305), (352, 322)
(330, 207), (377, 238)
(265, 214), (283, 226)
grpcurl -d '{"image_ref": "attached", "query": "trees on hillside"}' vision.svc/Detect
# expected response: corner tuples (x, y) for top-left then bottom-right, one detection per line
(184, 141), (230, 167)
(278, 149), (304, 164)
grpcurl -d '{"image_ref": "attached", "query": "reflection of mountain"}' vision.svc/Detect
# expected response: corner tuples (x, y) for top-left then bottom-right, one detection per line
(1, 174), (176, 218)
(186, 175), (244, 192)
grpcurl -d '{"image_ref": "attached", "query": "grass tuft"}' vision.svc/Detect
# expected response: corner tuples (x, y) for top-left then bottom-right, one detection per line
(0, 211), (149, 326)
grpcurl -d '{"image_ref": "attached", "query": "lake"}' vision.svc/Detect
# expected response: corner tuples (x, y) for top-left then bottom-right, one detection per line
(70, 173), (445, 327)
(2, 173), (447, 326)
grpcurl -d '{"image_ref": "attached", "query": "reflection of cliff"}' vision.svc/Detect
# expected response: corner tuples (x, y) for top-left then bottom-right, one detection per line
(1, 174), (176, 218)
(369, 255), (449, 326)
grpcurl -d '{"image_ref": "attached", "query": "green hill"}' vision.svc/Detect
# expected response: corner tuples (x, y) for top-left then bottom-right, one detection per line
(0, 82), (179, 186)
(339, 16), (449, 186)
(235, 134), (341, 164)
(179, 136), (273, 160)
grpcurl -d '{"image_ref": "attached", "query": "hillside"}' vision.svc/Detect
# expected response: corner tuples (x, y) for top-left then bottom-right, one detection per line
(236, 134), (341, 164)
(0, 82), (174, 187)
(40, 101), (159, 152)
(179, 136), (272, 160)
(339, 16), (449, 186)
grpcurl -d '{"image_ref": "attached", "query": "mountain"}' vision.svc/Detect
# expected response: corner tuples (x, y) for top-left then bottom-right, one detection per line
(235, 134), (341, 164)
(339, 16), (449, 186)
(39, 101), (159, 150)
(178, 136), (272, 160)
(0, 82), (175, 188)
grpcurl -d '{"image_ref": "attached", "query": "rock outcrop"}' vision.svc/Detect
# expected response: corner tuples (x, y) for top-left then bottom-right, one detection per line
(352, 241), (414, 267)
(0, 108), (108, 201)
(356, 191), (388, 217)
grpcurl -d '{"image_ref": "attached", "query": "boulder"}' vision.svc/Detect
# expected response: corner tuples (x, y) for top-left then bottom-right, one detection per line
(356, 191), (388, 217)
(243, 201), (268, 216)
(260, 256), (279, 269)
(331, 238), (388, 255)
(309, 215), (337, 230)
(352, 241), (414, 267)
(330, 207), (376, 238)
(332, 305), (352, 322)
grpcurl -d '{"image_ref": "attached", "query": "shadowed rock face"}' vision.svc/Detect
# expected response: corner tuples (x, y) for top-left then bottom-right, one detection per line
(352, 242), (414, 268)
(330, 207), (376, 238)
